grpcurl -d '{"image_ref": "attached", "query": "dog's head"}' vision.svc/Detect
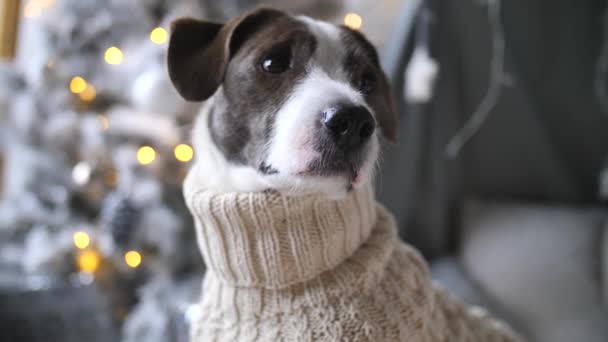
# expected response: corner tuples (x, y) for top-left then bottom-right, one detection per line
(168, 8), (397, 197)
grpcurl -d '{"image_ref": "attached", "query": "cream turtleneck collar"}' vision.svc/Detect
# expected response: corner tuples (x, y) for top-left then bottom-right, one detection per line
(184, 171), (377, 289)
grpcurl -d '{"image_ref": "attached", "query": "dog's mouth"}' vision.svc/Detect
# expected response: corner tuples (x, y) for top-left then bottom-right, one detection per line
(258, 131), (378, 193)
(302, 158), (362, 182)
(261, 160), (361, 180)
(260, 151), (370, 191)
(258, 161), (279, 175)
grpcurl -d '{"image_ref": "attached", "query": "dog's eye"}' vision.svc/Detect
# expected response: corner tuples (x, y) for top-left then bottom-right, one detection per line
(261, 50), (291, 74)
(359, 71), (377, 94)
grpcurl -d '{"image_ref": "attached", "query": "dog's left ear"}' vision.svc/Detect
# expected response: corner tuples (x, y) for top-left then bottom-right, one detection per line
(168, 8), (286, 102)
(377, 82), (399, 143)
(341, 26), (399, 143)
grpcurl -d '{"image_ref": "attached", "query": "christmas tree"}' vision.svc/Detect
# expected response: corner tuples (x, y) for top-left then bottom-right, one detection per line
(0, 0), (209, 340)
(0, 0), (344, 340)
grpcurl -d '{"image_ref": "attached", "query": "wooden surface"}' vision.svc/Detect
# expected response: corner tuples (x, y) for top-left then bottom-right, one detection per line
(0, 0), (20, 59)
(0, 0), (18, 192)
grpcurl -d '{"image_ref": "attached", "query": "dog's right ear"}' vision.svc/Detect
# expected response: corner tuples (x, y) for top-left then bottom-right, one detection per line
(168, 8), (285, 102)
(168, 18), (223, 101)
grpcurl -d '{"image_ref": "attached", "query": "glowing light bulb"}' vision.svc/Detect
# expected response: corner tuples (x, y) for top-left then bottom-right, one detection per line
(23, 2), (41, 18)
(73, 231), (90, 249)
(78, 249), (100, 273)
(104, 46), (123, 65)
(174, 144), (194, 162)
(72, 161), (92, 185)
(124, 250), (142, 268)
(39, 0), (56, 8)
(150, 27), (168, 45)
(137, 146), (156, 165)
(344, 13), (363, 30)
(79, 84), (96, 101)
(70, 76), (87, 94)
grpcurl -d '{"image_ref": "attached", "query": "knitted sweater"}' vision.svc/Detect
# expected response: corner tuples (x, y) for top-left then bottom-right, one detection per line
(184, 173), (521, 342)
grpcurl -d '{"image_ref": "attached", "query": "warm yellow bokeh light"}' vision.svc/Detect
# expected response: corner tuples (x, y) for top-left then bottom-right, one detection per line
(104, 46), (123, 65)
(23, 2), (41, 18)
(137, 146), (156, 165)
(344, 13), (363, 30)
(39, 0), (56, 7)
(174, 144), (194, 162)
(124, 250), (142, 268)
(73, 231), (90, 249)
(98, 114), (109, 130)
(78, 249), (100, 273)
(23, 0), (55, 18)
(70, 76), (87, 94)
(79, 84), (96, 101)
(150, 27), (168, 44)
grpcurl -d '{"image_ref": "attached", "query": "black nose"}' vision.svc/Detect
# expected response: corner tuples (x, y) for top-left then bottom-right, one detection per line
(323, 104), (375, 147)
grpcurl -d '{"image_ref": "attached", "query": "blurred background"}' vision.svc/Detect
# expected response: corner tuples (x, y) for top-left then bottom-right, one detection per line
(0, 0), (607, 341)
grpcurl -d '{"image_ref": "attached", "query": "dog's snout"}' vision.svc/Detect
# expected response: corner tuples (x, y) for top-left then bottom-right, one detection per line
(322, 104), (375, 147)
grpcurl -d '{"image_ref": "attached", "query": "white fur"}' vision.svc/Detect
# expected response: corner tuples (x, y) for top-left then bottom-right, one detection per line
(189, 17), (380, 198)
(188, 97), (266, 194)
(265, 68), (367, 174)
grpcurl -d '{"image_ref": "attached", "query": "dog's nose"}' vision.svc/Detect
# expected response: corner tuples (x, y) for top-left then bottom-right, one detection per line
(323, 104), (375, 147)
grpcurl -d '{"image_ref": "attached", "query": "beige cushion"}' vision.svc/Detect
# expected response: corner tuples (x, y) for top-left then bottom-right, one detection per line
(459, 199), (608, 342)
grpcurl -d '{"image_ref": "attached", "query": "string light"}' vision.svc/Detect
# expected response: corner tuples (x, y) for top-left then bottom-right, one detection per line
(78, 249), (100, 273)
(98, 114), (109, 131)
(23, 0), (55, 18)
(69, 76), (87, 94)
(73, 231), (90, 249)
(79, 84), (96, 101)
(344, 13), (363, 30)
(23, 1), (41, 18)
(174, 144), (194, 162)
(104, 46), (123, 65)
(72, 161), (92, 185)
(39, 0), (55, 7)
(137, 146), (156, 165)
(150, 27), (168, 45)
(445, 0), (508, 158)
(124, 250), (142, 268)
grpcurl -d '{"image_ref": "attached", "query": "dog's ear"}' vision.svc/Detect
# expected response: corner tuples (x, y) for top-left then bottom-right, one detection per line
(341, 26), (399, 143)
(167, 18), (223, 101)
(168, 8), (285, 102)
(377, 79), (399, 143)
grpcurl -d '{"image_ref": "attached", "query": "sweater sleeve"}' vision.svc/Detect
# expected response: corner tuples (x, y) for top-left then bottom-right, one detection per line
(392, 242), (523, 342)
(429, 283), (524, 342)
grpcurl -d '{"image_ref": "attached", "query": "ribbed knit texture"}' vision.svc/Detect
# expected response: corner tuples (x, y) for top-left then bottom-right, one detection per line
(184, 172), (522, 342)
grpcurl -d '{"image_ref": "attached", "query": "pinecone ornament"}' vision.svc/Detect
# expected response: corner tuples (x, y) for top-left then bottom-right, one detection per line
(102, 192), (141, 248)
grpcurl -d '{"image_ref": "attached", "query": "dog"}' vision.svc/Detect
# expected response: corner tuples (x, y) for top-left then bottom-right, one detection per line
(168, 8), (522, 342)
(168, 7), (396, 198)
